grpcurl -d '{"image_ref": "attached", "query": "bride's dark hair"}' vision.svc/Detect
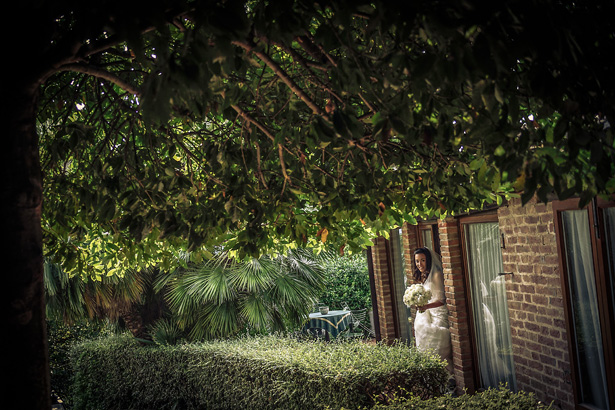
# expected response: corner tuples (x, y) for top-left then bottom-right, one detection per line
(413, 248), (432, 282)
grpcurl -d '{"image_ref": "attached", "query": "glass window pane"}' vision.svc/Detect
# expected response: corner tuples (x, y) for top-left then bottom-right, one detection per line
(464, 222), (516, 390)
(421, 228), (433, 250)
(562, 210), (609, 409)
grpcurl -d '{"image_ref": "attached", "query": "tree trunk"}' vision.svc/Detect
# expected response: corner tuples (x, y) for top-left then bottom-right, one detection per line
(120, 304), (152, 341)
(1, 80), (50, 409)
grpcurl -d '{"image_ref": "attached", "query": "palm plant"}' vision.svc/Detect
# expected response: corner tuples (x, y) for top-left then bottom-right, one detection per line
(44, 260), (88, 324)
(45, 260), (164, 340)
(159, 248), (330, 341)
(45, 248), (330, 342)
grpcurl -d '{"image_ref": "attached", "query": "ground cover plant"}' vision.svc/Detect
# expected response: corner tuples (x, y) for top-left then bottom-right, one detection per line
(69, 333), (448, 410)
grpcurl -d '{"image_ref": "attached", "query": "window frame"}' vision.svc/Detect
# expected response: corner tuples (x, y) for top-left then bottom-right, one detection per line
(553, 198), (615, 410)
(458, 210), (500, 390)
(594, 197), (615, 396)
(418, 221), (440, 255)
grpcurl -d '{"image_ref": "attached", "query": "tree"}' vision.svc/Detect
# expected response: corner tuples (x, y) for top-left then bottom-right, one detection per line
(3, 1), (614, 408)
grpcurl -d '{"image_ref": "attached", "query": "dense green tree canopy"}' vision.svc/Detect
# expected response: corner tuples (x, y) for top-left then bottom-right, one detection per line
(38, 0), (615, 279)
(3, 1), (614, 408)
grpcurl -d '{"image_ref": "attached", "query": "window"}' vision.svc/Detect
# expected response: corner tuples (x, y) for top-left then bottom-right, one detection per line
(419, 222), (440, 255)
(554, 199), (615, 410)
(460, 213), (517, 390)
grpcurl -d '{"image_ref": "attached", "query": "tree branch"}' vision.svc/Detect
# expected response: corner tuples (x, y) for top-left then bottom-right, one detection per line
(57, 63), (142, 96)
(255, 34), (352, 114)
(301, 32), (338, 68)
(232, 104), (342, 188)
(231, 104), (276, 142)
(232, 104), (291, 191)
(254, 141), (269, 189)
(232, 40), (328, 118)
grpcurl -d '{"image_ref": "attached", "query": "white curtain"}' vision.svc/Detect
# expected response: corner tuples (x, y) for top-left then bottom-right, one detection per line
(562, 210), (609, 409)
(465, 222), (517, 390)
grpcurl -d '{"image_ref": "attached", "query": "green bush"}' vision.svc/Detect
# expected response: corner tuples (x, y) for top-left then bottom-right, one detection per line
(367, 384), (553, 410)
(318, 254), (371, 310)
(69, 334), (448, 410)
(47, 318), (113, 407)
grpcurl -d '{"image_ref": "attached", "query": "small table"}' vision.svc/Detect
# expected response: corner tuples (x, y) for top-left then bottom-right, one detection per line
(303, 310), (351, 340)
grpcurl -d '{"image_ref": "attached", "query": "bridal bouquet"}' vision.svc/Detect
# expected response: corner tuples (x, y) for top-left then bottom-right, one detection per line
(403, 284), (432, 307)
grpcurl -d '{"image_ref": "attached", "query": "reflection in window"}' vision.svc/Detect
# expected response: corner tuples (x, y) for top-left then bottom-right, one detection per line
(562, 210), (609, 409)
(465, 222), (516, 390)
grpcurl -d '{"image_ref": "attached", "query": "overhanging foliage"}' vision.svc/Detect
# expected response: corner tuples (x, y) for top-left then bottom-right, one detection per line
(35, 0), (615, 278)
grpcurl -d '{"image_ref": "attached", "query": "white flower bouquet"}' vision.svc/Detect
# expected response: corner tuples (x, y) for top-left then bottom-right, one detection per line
(403, 284), (432, 307)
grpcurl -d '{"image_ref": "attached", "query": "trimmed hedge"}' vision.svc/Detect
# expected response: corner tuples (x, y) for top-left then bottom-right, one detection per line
(367, 385), (553, 409)
(48, 319), (112, 407)
(69, 334), (448, 410)
(318, 254), (372, 311)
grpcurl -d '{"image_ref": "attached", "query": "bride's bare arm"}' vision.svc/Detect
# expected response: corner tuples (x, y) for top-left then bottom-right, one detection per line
(418, 300), (444, 312)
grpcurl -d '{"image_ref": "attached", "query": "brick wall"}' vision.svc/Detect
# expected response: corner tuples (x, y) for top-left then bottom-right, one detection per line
(498, 197), (573, 410)
(370, 236), (397, 342)
(438, 217), (476, 394)
(401, 222), (419, 283)
(370, 198), (574, 405)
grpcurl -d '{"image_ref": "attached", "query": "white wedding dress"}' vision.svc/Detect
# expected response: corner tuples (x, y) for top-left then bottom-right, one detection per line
(414, 249), (453, 371)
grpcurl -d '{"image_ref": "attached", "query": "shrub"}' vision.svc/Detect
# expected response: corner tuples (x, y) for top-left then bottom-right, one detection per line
(47, 318), (112, 407)
(318, 254), (371, 311)
(69, 334), (448, 410)
(367, 384), (553, 410)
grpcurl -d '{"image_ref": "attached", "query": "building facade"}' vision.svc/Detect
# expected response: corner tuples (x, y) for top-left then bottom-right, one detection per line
(368, 196), (615, 410)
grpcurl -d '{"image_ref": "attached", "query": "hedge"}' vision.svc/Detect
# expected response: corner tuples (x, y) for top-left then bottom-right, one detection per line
(367, 384), (553, 410)
(318, 254), (372, 311)
(69, 334), (448, 410)
(48, 318), (113, 408)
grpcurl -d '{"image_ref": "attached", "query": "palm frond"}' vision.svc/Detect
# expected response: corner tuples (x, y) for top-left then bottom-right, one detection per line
(44, 261), (87, 323)
(110, 267), (150, 303)
(238, 293), (271, 330)
(164, 276), (201, 318)
(83, 280), (115, 318)
(185, 261), (236, 304)
(190, 301), (239, 340)
(284, 249), (328, 288)
(229, 256), (277, 293)
(149, 317), (185, 345)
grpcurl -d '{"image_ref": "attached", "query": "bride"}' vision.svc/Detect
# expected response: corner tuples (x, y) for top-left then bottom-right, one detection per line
(412, 247), (453, 374)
